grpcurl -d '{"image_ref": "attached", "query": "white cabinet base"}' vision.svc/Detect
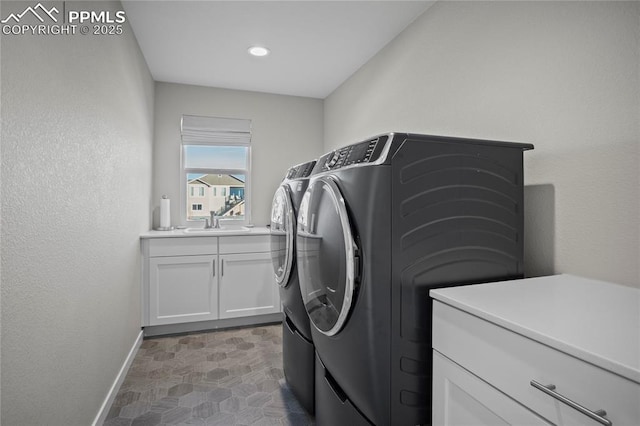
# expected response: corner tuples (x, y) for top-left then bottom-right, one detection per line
(141, 233), (281, 335)
(431, 284), (639, 426)
(142, 312), (283, 337)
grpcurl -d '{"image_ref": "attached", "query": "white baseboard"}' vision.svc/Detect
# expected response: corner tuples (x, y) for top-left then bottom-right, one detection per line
(92, 329), (144, 426)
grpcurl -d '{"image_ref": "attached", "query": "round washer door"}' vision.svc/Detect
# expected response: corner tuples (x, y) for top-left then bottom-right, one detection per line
(296, 176), (358, 336)
(270, 185), (295, 287)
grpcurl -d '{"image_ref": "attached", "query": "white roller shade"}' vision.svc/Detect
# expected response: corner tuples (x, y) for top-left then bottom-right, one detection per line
(181, 115), (251, 145)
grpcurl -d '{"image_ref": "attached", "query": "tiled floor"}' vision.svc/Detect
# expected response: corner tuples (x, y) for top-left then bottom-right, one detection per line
(104, 324), (315, 426)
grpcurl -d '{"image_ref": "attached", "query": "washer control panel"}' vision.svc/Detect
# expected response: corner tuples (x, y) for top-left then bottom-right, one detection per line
(286, 160), (317, 179)
(322, 135), (389, 171)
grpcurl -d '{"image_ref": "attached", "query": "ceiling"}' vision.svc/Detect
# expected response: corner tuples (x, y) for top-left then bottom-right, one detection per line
(122, 1), (433, 99)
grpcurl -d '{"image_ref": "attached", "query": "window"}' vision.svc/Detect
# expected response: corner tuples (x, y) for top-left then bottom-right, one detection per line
(189, 187), (205, 197)
(181, 115), (251, 224)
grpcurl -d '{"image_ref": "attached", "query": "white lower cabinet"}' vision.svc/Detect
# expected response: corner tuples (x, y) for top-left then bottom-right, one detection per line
(432, 298), (638, 426)
(219, 252), (279, 319)
(149, 255), (217, 325)
(142, 233), (280, 330)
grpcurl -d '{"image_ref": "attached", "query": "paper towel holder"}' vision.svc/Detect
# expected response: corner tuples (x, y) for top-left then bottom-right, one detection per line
(155, 194), (175, 231)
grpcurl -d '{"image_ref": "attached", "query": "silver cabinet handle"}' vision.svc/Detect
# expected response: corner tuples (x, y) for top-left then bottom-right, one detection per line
(212, 261), (215, 277)
(221, 259), (224, 276)
(530, 380), (612, 426)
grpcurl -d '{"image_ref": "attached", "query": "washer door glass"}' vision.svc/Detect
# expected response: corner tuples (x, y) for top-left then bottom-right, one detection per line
(270, 185), (295, 287)
(297, 176), (358, 336)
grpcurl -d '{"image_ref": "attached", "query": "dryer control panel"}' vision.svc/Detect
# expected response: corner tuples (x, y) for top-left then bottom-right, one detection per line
(321, 135), (389, 171)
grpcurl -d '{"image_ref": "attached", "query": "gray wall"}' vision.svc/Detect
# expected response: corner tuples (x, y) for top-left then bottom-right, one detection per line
(325, 0), (640, 287)
(153, 82), (324, 228)
(1, 1), (154, 424)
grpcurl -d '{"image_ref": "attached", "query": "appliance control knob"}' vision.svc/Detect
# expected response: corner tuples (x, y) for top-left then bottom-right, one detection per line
(327, 152), (340, 168)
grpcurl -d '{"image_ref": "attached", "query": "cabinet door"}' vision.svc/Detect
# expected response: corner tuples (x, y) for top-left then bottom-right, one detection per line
(149, 255), (218, 325)
(219, 252), (280, 319)
(433, 351), (550, 426)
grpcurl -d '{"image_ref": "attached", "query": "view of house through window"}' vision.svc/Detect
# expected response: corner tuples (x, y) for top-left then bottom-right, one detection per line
(186, 173), (246, 221)
(182, 144), (250, 223)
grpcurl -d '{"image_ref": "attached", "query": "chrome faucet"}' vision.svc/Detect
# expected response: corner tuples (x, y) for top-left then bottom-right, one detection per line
(205, 211), (220, 229)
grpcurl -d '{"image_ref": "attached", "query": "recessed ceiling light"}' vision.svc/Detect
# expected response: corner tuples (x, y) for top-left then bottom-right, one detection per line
(248, 46), (270, 57)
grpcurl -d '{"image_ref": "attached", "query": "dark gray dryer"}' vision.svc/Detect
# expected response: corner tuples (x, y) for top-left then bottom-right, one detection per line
(270, 159), (316, 414)
(296, 133), (533, 425)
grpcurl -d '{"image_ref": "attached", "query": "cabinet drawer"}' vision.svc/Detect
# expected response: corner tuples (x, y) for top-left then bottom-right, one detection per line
(148, 237), (217, 257)
(219, 235), (270, 254)
(433, 301), (640, 426)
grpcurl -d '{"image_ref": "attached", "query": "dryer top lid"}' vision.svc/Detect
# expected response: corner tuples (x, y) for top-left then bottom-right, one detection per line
(313, 132), (533, 174)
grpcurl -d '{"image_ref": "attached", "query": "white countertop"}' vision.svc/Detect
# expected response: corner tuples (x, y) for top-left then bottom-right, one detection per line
(140, 226), (270, 239)
(430, 274), (640, 384)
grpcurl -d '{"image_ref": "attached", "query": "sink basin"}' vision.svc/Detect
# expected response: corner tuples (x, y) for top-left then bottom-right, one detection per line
(183, 226), (252, 235)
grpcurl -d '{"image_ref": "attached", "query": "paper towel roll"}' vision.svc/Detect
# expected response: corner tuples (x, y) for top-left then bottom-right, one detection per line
(160, 196), (171, 229)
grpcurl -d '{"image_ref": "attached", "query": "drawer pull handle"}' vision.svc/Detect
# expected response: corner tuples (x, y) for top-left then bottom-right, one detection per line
(530, 380), (612, 426)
